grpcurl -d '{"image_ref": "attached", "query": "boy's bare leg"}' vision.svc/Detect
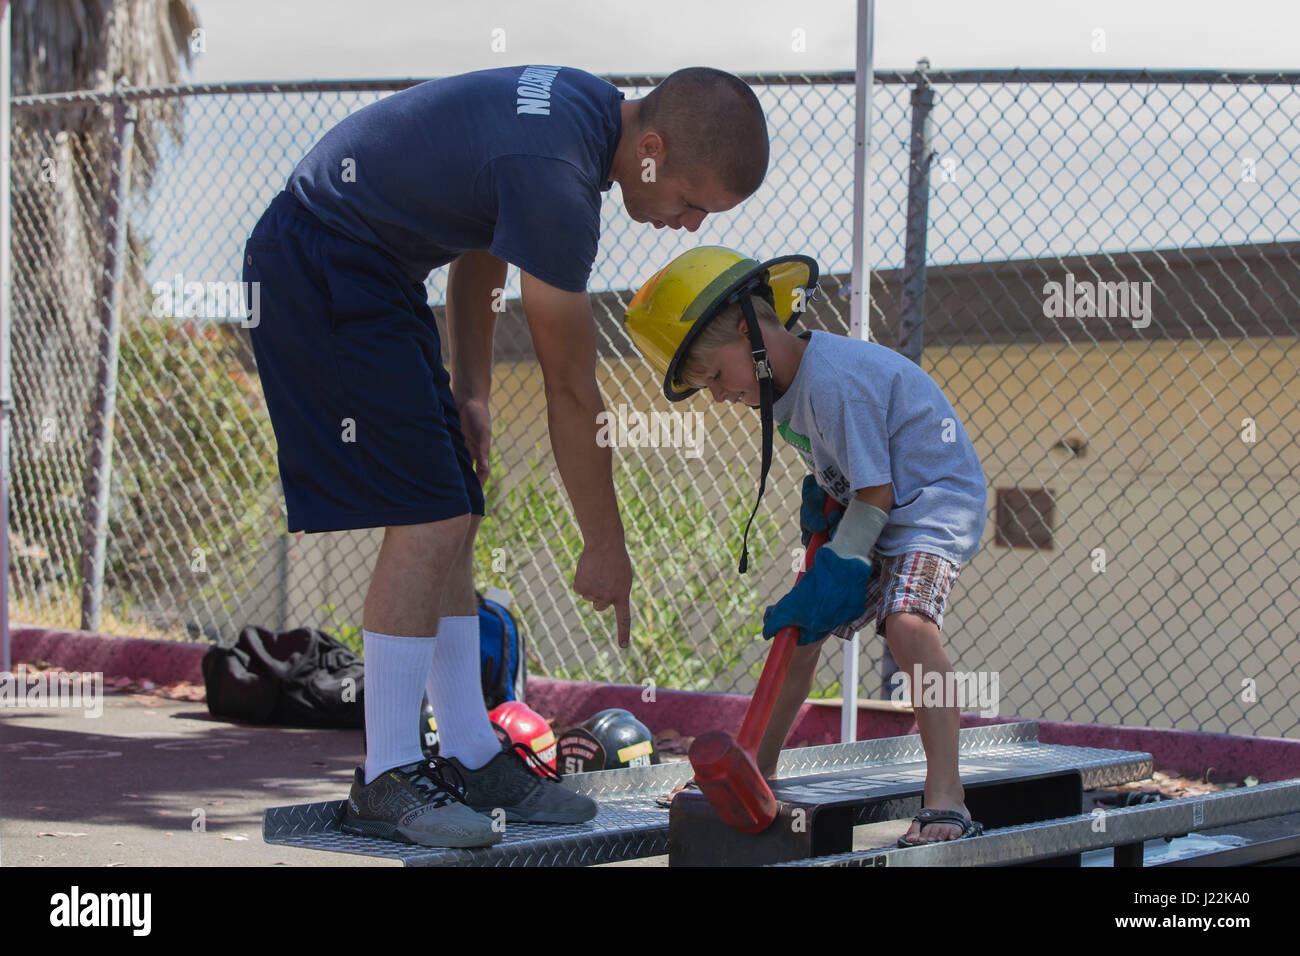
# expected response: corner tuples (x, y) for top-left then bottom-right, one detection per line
(754, 641), (823, 779)
(884, 611), (968, 842)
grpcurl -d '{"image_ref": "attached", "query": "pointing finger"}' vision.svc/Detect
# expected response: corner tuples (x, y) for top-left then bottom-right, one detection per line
(615, 593), (631, 649)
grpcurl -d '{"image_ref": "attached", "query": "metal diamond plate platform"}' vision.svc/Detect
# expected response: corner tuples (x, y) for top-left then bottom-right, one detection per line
(262, 720), (1154, 866)
(261, 796), (670, 866)
(771, 777), (1300, 867)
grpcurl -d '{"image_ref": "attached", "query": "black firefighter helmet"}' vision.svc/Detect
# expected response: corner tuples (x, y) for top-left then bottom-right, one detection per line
(557, 707), (657, 773)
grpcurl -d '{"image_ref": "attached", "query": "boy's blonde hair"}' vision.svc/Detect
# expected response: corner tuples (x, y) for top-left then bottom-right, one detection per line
(679, 294), (782, 388)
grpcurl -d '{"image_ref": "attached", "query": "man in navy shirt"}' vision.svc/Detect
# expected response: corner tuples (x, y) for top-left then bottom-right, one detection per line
(243, 65), (768, 846)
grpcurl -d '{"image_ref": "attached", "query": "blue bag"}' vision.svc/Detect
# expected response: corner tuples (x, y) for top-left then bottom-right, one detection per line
(477, 587), (524, 709)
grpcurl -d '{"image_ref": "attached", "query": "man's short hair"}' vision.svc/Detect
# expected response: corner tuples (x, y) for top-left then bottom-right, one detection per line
(638, 67), (769, 197)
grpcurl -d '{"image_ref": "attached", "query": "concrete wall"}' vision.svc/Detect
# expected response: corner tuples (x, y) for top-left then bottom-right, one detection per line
(931, 336), (1300, 738)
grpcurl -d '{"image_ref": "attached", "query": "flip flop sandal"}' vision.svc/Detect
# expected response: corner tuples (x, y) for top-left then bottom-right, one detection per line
(654, 779), (699, 809)
(897, 807), (985, 847)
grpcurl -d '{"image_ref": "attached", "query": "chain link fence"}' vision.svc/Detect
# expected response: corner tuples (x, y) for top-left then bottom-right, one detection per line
(8, 69), (1299, 738)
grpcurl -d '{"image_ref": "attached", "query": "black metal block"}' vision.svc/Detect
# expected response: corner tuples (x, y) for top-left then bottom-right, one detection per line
(670, 766), (1084, 867)
(963, 770), (1083, 866)
(668, 792), (855, 867)
(1113, 841), (1145, 867)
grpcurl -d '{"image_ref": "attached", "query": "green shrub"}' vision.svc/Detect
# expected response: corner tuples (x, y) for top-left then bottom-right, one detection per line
(108, 316), (278, 631)
(471, 451), (781, 691)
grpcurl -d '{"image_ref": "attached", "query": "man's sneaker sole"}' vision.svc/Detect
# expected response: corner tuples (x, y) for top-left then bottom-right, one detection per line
(463, 800), (596, 825)
(339, 808), (502, 848)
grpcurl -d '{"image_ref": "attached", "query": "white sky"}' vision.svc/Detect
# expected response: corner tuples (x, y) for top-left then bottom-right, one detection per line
(187, 0), (1300, 82)
(131, 0), (1300, 304)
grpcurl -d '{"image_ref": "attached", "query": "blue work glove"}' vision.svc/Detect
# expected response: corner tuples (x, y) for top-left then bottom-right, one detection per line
(762, 547), (874, 646)
(799, 475), (843, 547)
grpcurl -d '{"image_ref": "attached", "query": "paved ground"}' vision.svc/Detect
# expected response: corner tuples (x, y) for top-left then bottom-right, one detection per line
(1, 689), (397, 867)
(1, 685), (922, 867)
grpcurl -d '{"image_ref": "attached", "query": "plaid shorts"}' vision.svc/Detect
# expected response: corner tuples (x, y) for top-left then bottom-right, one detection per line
(829, 550), (962, 640)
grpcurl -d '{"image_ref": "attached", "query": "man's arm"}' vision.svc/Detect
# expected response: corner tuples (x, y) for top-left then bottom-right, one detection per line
(446, 251), (508, 481)
(519, 269), (632, 646)
(447, 250), (506, 399)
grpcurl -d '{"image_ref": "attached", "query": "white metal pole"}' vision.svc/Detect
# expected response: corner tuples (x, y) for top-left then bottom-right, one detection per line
(841, 0), (876, 743)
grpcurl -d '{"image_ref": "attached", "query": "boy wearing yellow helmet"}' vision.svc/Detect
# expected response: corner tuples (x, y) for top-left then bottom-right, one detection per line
(625, 247), (989, 846)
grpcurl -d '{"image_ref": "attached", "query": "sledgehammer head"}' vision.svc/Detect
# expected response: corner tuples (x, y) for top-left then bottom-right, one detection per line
(688, 730), (777, 833)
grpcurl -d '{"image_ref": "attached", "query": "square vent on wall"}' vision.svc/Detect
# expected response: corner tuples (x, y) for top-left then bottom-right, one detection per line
(995, 487), (1055, 549)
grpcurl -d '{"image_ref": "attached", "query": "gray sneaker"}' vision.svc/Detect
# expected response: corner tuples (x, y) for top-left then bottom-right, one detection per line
(340, 757), (503, 848)
(447, 744), (599, 824)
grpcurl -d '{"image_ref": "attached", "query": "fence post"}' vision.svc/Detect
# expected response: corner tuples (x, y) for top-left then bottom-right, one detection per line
(870, 60), (936, 698)
(898, 59), (934, 365)
(78, 88), (136, 632)
(277, 499), (289, 632)
(842, 0), (877, 743)
(866, 61), (936, 698)
(0, 0), (11, 672)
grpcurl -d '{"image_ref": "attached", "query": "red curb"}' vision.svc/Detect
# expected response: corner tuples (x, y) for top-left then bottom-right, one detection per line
(10, 626), (207, 684)
(11, 629), (1298, 783)
(1034, 719), (1300, 785)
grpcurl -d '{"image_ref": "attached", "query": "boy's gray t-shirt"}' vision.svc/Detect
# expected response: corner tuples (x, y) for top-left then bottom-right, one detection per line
(771, 331), (987, 564)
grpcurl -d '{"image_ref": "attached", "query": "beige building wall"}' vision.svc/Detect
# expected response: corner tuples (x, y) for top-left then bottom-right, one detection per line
(931, 336), (1299, 737)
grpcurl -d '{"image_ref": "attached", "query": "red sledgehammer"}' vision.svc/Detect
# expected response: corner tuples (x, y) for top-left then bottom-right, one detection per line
(688, 496), (844, 833)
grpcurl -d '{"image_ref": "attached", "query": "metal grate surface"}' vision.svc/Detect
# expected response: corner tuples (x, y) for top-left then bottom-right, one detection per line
(559, 720), (1148, 795)
(773, 777), (1300, 867)
(262, 797), (669, 867)
(263, 721), (1153, 866)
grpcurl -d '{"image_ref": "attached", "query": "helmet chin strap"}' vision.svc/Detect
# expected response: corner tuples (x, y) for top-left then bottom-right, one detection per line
(736, 292), (774, 574)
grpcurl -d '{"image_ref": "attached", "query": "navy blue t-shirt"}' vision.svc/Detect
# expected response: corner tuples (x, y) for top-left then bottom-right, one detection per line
(287, 65), (624, 292)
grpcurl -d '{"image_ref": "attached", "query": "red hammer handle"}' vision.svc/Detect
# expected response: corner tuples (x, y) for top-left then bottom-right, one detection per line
(735, 495), (843, 755)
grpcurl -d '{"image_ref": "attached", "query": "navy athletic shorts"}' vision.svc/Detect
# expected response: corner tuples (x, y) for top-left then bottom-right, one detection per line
(242, 190), (484, 533)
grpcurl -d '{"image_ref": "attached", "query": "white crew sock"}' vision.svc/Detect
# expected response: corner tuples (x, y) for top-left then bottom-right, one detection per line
(426, 614), (504, 771)
(362, 629), (436, 785)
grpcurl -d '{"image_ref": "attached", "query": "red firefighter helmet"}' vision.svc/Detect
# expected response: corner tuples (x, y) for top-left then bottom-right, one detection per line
(488, 701), (557, 776)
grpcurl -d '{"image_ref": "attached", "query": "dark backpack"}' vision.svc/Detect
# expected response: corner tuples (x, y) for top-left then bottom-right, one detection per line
(204, 590), (524, 727)
(202, 625), (365, 728)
